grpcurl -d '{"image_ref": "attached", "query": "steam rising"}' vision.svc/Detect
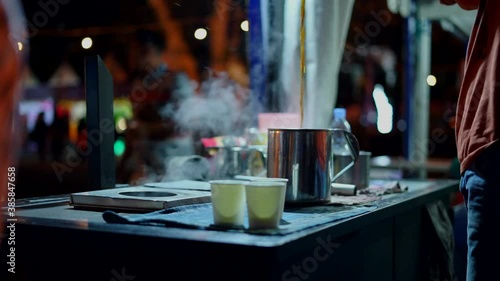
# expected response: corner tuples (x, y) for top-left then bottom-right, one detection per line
(173, 71), (254, 137)
(137, 70), (258, 183)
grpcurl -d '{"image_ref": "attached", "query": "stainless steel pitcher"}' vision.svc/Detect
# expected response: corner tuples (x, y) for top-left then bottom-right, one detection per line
(267, 129), (360, 204)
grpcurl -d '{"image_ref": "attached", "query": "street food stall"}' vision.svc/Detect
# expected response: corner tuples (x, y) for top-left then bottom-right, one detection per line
(1, 0), (474, 280)
(4, 179), (456, 281)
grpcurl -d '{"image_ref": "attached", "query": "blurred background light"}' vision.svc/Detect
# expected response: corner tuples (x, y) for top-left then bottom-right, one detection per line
(240, 20), (249, 32)
(114, 138), (126, 157)
(194, 28), (207, 40)
(116, 118), (127, 133)
(372, 84), (393, 134)
(81, 37), (93, 49)
(426, 74), (437, 87)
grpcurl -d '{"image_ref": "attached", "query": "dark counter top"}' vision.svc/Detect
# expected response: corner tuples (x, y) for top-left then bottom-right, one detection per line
(11, 179), (458, 247)
(2, 179), (459, 281)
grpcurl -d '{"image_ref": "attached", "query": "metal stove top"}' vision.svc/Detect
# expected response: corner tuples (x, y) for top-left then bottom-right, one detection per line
(70, 181), (211, 212)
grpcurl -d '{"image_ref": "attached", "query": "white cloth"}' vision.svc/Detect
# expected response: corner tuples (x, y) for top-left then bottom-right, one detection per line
(281, 0), (355, 128)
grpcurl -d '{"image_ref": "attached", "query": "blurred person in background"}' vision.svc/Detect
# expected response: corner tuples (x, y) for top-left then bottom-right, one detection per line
(0, 0), (26, 250)
(30, 112), (48, 161)
(50, 108), (70, 162)
(76, 118), (88, 153)
(117, 29), (195, 184)
(440, 1), (499, 281)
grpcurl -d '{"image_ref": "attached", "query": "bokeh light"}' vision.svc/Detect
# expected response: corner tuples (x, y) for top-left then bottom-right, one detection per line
(240, 20), (249, 32)
(81, 37), (93, 49)
(114, 138), (126, 157)
(194, 28), (207, 40)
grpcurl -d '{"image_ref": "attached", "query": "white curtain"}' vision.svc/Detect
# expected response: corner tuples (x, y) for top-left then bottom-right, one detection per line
(281, 0), (355, 128)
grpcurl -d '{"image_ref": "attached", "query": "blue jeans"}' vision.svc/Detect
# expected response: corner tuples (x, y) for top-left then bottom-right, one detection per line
(460, 142), (500, 281)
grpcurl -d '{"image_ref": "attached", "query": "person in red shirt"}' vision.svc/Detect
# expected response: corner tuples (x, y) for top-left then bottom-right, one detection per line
(440, 1), (500, 281)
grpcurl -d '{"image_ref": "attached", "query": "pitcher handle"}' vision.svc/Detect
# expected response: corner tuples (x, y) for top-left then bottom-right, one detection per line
(330, 130), (360, 182)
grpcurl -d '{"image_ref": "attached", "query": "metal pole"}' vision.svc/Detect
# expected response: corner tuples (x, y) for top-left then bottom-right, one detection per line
(248, 0), (269, 119)
(412, 14), (432, 179)
(403, 0), (416, 162)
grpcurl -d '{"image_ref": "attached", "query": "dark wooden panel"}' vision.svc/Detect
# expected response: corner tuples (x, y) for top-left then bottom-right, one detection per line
(357, 218), (394, 281)
(275, 229), (362, 281)
(273, 218), (394, 281)
(393, 208), (422, 281)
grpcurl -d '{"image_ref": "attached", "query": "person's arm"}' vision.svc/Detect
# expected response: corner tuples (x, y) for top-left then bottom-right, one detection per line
(440, 0), (480, 10)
